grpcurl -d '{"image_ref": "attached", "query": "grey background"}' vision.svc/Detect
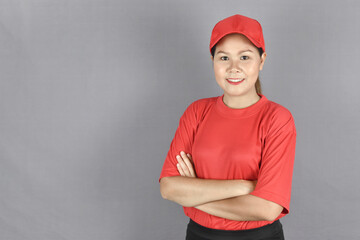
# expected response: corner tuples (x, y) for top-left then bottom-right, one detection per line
(0, 0), (359, 239)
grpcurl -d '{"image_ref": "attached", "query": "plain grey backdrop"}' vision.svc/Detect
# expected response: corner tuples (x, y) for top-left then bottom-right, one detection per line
(0, 0), (359, 239)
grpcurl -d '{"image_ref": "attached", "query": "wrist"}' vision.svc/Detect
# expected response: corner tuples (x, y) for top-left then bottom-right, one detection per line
(237, 180), (256, 195)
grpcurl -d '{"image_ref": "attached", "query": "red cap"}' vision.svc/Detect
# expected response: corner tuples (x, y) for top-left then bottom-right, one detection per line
(209, 14), (265, 55)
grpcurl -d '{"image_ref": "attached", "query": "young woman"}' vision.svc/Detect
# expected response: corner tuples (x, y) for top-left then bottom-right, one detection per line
(159, 14), (297, 240)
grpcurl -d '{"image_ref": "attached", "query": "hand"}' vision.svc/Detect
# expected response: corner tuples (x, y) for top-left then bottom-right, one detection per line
(249, 180), (257, 193)
(176, 151), (197, 178)
(234, 179), (257, 195)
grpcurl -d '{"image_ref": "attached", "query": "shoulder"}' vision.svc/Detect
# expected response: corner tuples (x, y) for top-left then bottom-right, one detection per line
(263, 98), (296, 134)
(265, 99), (294, 122)
(184, 96), (217, 113)
(181, 96), (217, 121)
(192, 96), (217, 109)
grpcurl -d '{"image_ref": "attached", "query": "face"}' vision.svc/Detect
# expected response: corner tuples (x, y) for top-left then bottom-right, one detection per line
(211, 33), (267, 107)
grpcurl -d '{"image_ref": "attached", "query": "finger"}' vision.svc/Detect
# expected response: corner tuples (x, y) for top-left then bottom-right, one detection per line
(187, 153), (194, 164)
(176, 155), (191, 177)
(179, 152), (193, 177)
(186, 154), (197, 177)
(178, 153), (192, 177)
(187, 154), (197, 177)
(180, 152), (196, 177)
(177, 163), (185, 176)
(182, 152), (197, 178)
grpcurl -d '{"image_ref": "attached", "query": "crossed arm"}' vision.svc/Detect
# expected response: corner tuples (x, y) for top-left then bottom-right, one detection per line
(159, 151), (283, 222)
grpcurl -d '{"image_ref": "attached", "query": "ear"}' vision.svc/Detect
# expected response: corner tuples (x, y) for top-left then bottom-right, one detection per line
(259, 52), (267, 71)
(210, 55), (214, 62)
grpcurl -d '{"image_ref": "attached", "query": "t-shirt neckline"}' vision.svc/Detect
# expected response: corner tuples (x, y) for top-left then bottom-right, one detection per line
(215, 93), (268, 118)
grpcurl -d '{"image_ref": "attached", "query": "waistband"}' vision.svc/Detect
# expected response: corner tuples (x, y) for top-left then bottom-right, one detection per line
(187, 218), (283, 238)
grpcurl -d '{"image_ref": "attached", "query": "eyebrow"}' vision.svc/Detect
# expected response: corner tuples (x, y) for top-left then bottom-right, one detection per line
(216, 49), (253, 55)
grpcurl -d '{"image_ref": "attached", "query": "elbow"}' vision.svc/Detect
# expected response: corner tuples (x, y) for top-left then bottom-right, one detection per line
(160, 176), (193, 207)
(262, 214), (278, 222)
(160, 177), (171, 199)
(261, 203), (283, 222)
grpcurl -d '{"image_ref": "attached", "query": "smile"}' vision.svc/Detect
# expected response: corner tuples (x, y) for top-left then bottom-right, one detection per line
(226, 78), (245, 84)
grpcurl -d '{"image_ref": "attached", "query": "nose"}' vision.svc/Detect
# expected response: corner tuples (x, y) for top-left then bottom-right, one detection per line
(228, 59), (241, 73)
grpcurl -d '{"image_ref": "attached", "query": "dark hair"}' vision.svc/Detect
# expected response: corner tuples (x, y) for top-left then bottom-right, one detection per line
(211, 44), (264, 95)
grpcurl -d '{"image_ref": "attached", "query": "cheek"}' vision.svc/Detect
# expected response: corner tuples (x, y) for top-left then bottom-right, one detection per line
(248, 61), (262, 72)
(248, 66), (257, 74)
(241, 63), (259, 75)
(213, 64), (226, 75)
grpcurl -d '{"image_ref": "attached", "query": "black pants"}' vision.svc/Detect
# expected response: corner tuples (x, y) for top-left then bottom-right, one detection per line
(186, 218), (284, 240)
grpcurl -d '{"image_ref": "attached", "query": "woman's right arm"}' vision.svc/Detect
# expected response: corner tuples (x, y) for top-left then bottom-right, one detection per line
(160, 176), (256, 207)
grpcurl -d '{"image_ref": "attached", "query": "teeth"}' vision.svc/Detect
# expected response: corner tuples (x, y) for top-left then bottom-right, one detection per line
(227, 78), (244, 82)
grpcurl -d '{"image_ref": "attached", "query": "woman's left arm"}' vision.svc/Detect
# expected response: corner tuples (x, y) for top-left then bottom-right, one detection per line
(194, 194), (283, 221)
(193, 123), (296, 222)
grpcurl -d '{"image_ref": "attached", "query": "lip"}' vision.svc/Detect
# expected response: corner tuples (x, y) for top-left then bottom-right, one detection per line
(226, 78), (245, 85)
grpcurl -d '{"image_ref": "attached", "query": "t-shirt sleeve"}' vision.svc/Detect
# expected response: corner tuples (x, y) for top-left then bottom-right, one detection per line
(250, 109), (297, 215)
(158, 101), (199, 183)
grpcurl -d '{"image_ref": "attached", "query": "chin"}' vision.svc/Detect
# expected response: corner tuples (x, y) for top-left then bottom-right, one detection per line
(225, 88), (253, 96)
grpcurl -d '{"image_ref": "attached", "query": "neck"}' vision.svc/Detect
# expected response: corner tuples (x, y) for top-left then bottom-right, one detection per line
(222, 93), (261, 109)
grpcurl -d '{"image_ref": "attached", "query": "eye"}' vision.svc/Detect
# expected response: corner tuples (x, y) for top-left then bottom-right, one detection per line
(220, 56), (228, 61)
(240, 56), (249, 60)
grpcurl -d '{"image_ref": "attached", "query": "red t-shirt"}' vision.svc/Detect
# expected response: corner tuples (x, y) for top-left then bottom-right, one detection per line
(159, 93), (297, 230)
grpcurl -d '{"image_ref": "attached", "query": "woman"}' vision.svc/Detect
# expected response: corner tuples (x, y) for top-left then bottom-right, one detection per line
(159, 14), (297, 240)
